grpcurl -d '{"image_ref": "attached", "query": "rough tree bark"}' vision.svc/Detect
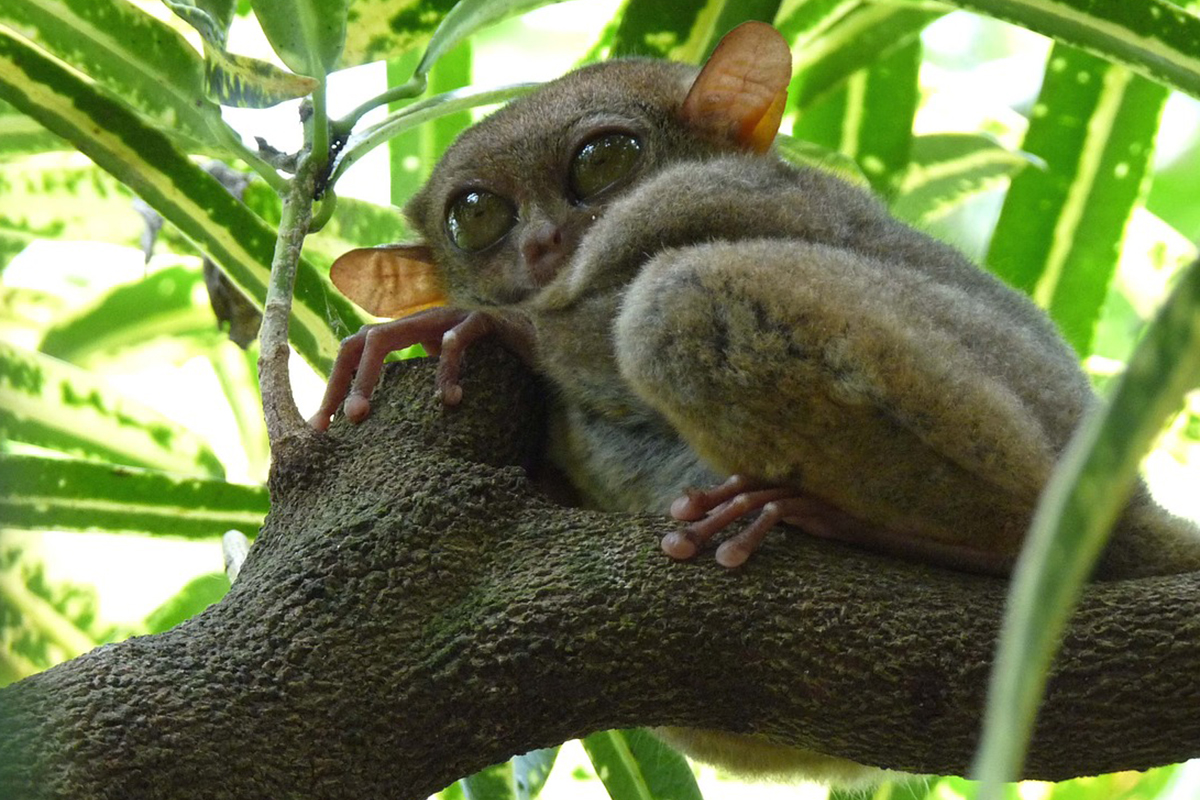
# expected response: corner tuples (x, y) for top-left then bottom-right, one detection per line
(1, 344), (1198, 800)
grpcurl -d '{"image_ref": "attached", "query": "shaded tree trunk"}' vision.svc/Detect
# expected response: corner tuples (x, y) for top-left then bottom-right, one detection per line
(1, 345), (1198, 799)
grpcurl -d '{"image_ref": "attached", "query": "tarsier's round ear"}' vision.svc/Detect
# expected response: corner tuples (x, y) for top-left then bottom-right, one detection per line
(680, 21), (792, 153)
(330, 245), (449, 318)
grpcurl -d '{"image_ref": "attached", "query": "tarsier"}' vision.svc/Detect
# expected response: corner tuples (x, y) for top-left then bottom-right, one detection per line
(312, 23), (1200, 780)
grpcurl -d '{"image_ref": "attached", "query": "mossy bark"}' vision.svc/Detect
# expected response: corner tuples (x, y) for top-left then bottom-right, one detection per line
(1, 345), (1198, 799)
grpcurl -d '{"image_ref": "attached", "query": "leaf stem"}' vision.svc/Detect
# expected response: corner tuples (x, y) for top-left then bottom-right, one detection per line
(328, 82), (538, 186)
(333, 76), (428, 137)
(211, 120), (289, 194)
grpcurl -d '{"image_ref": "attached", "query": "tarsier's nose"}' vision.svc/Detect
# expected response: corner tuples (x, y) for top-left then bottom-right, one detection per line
(521, 221), (570, 285)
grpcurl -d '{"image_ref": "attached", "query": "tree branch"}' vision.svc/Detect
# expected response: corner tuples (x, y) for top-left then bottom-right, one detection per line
(2, 345), (1198, 800)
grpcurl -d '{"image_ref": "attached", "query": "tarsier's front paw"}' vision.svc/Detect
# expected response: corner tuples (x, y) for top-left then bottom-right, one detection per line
(308, 307), (473, 432)
(662, 475), (870, 568)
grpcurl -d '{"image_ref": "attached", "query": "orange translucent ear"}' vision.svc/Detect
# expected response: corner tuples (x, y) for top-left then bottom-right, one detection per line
(330, 245), (449, 318)
(681, 21), (792, 153)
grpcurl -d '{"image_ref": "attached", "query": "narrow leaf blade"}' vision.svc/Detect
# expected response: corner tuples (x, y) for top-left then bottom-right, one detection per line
(975, 256), (1200, 795)
(0, 342), (224, 476)
(0, 0), (227, 153)
(944, 0), (1200, 99)
(0, 29), (369, 376)
(0, 454), (268, 538)
(582, 729), (702, 800)
(892, 134), (1035, 226)
(250, 0), (348, 75)
(987, 45), (1168, 354)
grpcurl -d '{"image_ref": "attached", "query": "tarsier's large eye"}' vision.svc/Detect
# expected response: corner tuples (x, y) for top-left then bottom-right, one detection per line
(569, 132), (642, 202)
(446, 190), (517, 252)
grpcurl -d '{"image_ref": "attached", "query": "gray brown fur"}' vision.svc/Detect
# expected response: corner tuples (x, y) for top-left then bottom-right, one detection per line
(402, 58), (1198, 579)
(391, 51), (1200, 782)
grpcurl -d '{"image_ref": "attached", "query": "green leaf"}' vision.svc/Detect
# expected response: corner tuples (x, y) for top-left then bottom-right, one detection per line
(242, 182), (410, 262)
(0, 99), (66, 159)
(700, 1), (785, 60)
(389, 41), (472, 203)
(0, 160), (142, 271)
(944, 0), (1200, 99)
(250, 0), (348, 76)
(165, 0), (315, 107)
(609, 0), (717, 61)
(986, 45), (1169, 355)
(788, 3), (942, 111)
(341, 0), (456, 69)
(0, 0), (229, 154)
(461, 762), (513, 800)
(330, 82), (538, 187)
(512, 747), (557, 800)
(144, 573), (232, 633)
(0, 342), (225, 476)
(414, 0), (563, 78)
(455, 747), (556, 800)
(202, 46), (320, 108)
(0, 29), (369, 376)
(163, 0), (238, 44)
(775, 0), (858, 46)
(0, 453), (268, 538)
(774, 133), (868, 186)
(38, 266), (216, 364)
(892, 134), (1035, 226)
(0, 564), (98, 663)
(974, 256), (1200, 797)
(581, 729), (702, 800)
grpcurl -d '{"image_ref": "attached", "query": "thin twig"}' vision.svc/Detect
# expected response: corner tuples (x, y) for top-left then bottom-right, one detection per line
(258, 150), (323, 447)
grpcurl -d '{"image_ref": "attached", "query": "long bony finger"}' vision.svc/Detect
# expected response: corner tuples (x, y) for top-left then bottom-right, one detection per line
(309, 332), (367, 431)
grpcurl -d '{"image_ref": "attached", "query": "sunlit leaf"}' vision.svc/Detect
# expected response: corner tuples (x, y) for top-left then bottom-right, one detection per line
(0, 99), (66, 159)
(775, 133), (867, 185)
(892, 134), (1035, 226)
(0, 29), (369, 375)
(390, 42), (471, 203)
(581, 729), (702, 800)
(0, 160), (142, 272)
(511, 747), (557, 800)
(795, 34), (923, 197)
(0, 453), (268, 538)
(414, 0), (563, 78)
(788, 3), (941, 111)
(700, 0), (785, 60)
(609, 0), (717, 62)
(0, 0), (229, 153)
(945, 0), (1200, 99)
(975, 257), (1200, 797)
(250, 0), (348, 76)
(203, 46), (319, 107)
(340, 0), (456, 68)
(38, 266), (215, 364)
(0, 563), (98, 666)
(0, 342), (225, 476)
(144, 573), (232, 633)
(987, 45), (1168, 355)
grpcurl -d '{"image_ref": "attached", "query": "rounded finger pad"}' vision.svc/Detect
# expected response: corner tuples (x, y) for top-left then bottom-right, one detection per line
(661, 530), (699, 560)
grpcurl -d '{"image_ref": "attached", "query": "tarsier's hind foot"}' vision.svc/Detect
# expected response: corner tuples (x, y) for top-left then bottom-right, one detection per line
(664, 475), (1019, 574)
(662, 475), (879, 568)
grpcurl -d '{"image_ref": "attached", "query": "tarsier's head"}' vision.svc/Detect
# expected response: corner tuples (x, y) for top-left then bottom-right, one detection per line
(331, 22), (791, 318)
